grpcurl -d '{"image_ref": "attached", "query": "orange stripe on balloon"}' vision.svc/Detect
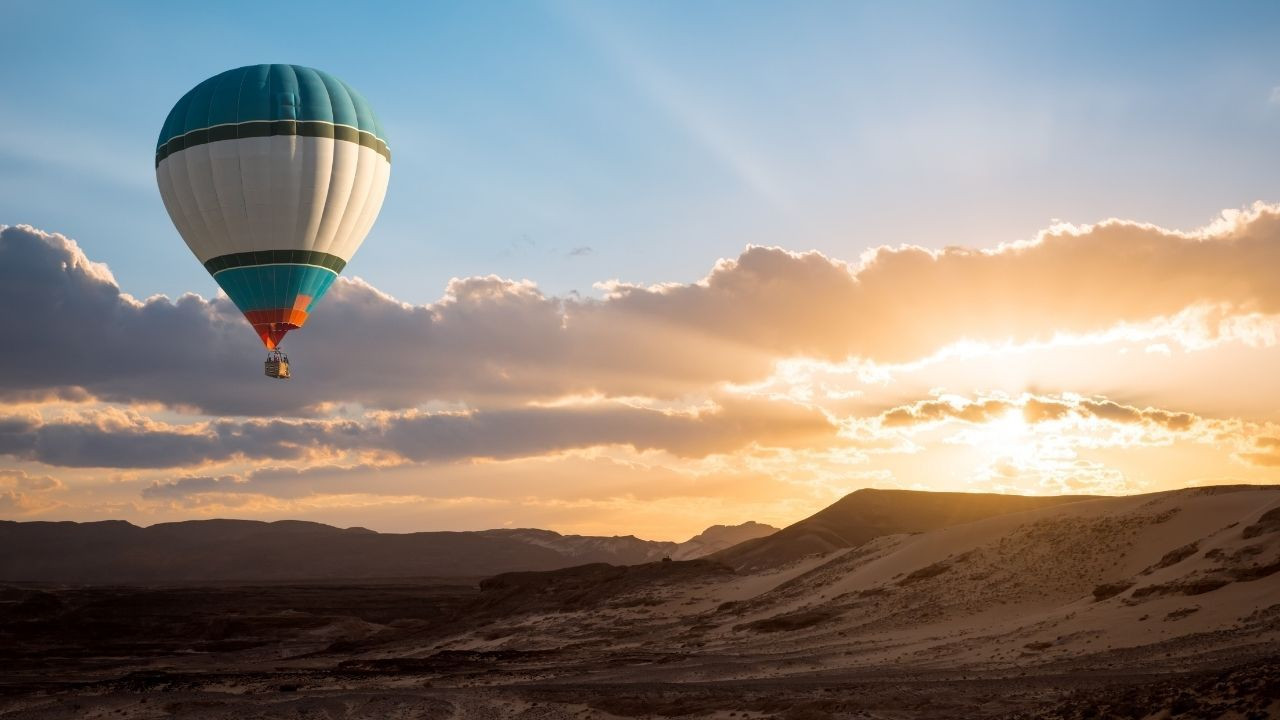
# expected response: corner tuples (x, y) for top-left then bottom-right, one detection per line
(243, 308), (310, 350)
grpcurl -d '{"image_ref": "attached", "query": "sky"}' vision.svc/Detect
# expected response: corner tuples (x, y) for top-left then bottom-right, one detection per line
(2, 1), (1280, 540)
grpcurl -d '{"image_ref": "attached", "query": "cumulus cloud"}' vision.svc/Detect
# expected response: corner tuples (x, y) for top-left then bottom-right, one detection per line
(7, 206), (1280, 416)
(0, 468), (65, 514)
(0, 226), (271, 413)
(0, 469), (63, 492)
(606, 205), (1280, 364)
(0, 396), (835, 469)
(0, 225), (778, 415)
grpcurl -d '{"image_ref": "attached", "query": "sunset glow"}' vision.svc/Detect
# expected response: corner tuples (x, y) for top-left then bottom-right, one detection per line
(4, 203), (1280, 538)
(3, 2), (1279, 541)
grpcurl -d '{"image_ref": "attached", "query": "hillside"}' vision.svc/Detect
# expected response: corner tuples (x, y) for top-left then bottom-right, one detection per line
(710, 487), (1092, 570)
(401, 485), (1280, 700)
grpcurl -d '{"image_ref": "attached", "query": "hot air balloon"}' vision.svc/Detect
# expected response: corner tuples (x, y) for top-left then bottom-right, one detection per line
(155, 64), (391, 379)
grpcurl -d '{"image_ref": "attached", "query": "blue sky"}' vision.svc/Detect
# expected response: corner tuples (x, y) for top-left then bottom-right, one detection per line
(3, 0), (1280, 304)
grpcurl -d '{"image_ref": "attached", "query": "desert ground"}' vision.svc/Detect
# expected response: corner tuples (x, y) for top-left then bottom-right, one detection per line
(1, 485), (1277, 719)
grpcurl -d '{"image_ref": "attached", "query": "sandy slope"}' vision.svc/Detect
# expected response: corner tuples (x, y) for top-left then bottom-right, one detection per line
(420, 485), (1280, 683)
(693, 485), (1280, 674)
(711, 489), (1090, 571)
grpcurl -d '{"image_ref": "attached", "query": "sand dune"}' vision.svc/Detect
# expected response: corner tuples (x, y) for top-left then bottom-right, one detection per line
(710, 489), (1091, 571)
(688, 485), (1280, 674)
(426, 487), (1278, 671)
(388, 485), (1280, 715)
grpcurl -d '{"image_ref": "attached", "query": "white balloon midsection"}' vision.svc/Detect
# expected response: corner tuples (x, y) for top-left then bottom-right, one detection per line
(156, 134), (390, 264)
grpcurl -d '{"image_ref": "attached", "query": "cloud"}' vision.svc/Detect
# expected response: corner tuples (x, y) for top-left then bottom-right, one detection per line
(138, 449), (804, 507)
(6, 204), (1280, 416)
(977, 456), (1134, 496)
(603, 204), (1280, 365)
(878, 393), (1201, 433)
(0, 395), (835, 469)
(0, 468), (65, 515)
(1022, 397), (1074, 423)
(380, 397), (833, 462)
(882, 398), (1015, 427)
(0, 225), (778, 415)
(0, 411), (317, 468)
(1074, 399), (1196, 432)
(141, 474), (243, 499)
(0, 469), (63, 492)
(1238, 436), (1280, 467)
(0, 225), (274, 414)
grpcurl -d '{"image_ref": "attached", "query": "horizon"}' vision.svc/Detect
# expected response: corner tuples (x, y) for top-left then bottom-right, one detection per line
(2, 479), (1269, 540)
(8, 483), (1276, 544)
(3, 1), (1280, 541)
(0, 513), (775, 544)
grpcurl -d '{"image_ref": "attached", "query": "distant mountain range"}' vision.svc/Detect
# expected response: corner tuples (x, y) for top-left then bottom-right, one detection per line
(0, 488), (1105, 584)
(0, 518), (778, 584)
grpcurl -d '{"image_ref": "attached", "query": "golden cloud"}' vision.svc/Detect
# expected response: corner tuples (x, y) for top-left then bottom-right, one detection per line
(6, 205), (1280, 416)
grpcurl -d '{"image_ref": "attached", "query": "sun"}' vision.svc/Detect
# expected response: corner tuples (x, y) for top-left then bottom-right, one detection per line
(982, 408), (1033, 451)
(949, 407), (1045, 472)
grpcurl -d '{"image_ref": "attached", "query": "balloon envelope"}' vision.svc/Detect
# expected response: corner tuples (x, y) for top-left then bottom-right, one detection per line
(155, 64), (390, 349)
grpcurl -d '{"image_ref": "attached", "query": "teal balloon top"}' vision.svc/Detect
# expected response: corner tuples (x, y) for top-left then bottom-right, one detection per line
(156, 64), (389, 156)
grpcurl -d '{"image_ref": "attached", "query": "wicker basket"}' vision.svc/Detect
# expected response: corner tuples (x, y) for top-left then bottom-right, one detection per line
(264, 359), (291, 379)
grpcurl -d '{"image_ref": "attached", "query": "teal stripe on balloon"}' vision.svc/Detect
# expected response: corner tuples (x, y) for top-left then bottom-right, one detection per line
(213, 264), (339, 313)
(154, 120), (390, 166)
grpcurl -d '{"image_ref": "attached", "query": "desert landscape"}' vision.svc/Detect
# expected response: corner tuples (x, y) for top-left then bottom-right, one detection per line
(7, 3), (1280, 718)
(1, 485), (1277, 719)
